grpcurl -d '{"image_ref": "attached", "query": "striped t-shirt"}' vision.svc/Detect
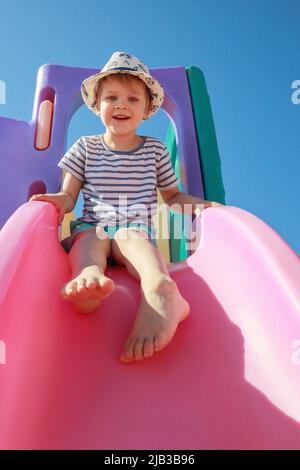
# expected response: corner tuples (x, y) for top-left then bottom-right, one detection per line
(58, 134), (179, 228)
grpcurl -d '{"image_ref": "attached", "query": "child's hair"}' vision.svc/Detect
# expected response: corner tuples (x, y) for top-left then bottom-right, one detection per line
(95, 73), (152, 113)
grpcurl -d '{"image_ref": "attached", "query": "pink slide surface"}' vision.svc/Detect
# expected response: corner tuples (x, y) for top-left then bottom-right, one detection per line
(0, 202), (300, 449)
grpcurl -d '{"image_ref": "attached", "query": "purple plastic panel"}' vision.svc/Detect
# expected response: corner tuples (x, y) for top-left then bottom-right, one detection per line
(0, 64), (203, 228)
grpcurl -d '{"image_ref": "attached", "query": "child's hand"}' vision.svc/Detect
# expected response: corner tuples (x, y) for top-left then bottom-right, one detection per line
(29, 193), (66, 224)
(209, 201), (224, 208)
(193, 201), (224, 218)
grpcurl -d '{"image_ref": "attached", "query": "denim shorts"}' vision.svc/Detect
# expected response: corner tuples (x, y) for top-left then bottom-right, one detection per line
(61, 219), (157, 262)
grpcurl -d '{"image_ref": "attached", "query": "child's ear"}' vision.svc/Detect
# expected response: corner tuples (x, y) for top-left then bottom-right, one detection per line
(95, 102), (101, 116)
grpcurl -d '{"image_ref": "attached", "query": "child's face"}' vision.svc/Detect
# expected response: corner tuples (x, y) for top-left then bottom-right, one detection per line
(97, 76), (150, 136)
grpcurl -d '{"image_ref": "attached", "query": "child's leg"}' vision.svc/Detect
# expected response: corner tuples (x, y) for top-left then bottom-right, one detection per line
(61, 228), (115, 314)
(111, 228), (190, 363)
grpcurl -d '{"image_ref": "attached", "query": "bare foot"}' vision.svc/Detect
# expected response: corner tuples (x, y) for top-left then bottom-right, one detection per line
(60, 265), (116, 313)
(120, 276), (190, 363)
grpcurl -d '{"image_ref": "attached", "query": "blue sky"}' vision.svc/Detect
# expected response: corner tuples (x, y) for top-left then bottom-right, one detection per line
(0, 0), (299, 253)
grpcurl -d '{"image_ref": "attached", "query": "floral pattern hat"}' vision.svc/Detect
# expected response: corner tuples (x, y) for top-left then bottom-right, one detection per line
(81, 51), (165, 120)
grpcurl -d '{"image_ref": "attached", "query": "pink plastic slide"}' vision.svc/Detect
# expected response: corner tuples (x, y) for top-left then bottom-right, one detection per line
(0, 201), (300, 449)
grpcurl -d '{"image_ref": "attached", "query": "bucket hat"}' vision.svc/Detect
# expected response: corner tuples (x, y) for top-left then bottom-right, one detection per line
(81, 51), (164, 120)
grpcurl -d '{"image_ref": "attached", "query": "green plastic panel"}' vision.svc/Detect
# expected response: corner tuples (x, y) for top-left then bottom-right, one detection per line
(165, 66), (226, 262)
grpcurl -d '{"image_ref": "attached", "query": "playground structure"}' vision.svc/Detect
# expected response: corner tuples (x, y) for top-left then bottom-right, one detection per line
(0, 63), (300, 449)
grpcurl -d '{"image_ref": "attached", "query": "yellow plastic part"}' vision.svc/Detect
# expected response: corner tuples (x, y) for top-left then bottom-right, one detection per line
(153, 190), (170, 263)
(60, 212), (76, 240)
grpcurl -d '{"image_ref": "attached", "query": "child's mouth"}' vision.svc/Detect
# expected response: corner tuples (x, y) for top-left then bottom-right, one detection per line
(113, 116), (130, 121)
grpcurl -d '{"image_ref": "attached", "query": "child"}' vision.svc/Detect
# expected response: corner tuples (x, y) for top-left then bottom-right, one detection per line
(30, 51), (223, 363)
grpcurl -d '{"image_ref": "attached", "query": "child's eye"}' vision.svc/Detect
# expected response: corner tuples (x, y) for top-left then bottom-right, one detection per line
(105, 95), (138, 102)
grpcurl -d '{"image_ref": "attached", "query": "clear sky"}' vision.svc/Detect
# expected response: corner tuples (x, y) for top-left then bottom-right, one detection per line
(0, 0), (299, 253)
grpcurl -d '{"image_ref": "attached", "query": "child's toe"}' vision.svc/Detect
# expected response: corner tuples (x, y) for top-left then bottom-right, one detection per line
(86, 277), (98, 289)
(68, 283), (79, 296)
(99, 277), (115, 293)
(154, 331), (169, 352)
(143, 337), (155, 358)
(120, 337), (136, 363)
(77, 280), (87, 292)
(133, 338), (144, 361)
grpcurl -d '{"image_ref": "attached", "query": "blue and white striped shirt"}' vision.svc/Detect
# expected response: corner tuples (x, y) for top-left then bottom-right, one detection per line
(58, 134), (179, 228)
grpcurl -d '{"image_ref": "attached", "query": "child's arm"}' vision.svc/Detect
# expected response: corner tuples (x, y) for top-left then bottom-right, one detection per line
(29, 171), (82, 224)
